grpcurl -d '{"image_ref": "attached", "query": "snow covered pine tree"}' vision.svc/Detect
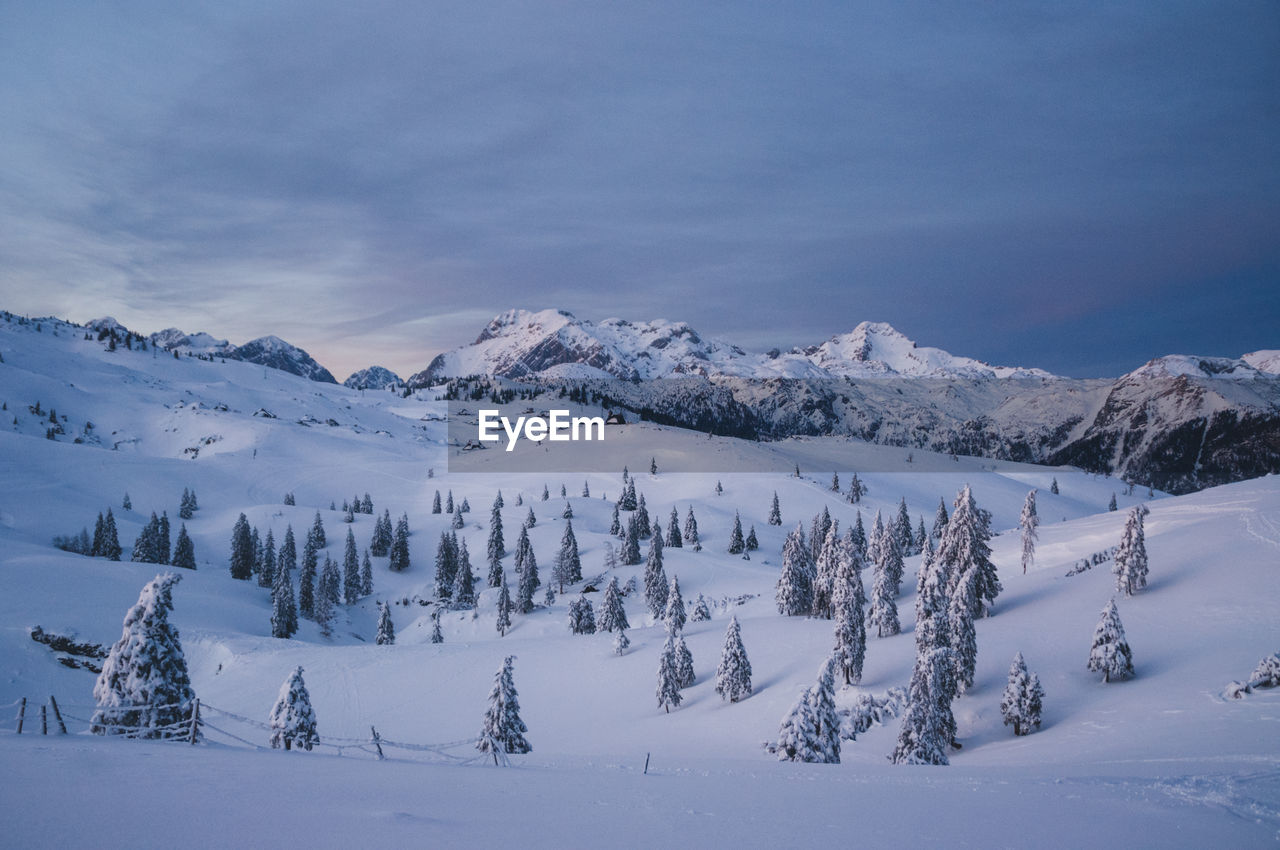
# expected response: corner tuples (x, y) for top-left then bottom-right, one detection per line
(269, 666), (319, 751)
(92, 573), (197, 739)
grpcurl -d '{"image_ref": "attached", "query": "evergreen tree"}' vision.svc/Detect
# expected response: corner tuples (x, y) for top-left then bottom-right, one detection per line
(867, 511), (885, 570)
(1000, 652), (1043, 736)
(314, 572), (334, 638)
(890, 646), (954, 765)
(848, 472), (864, 503)
(494, 490), (504, 509)
(122, 491), (132, 511)
(434, 531), (458, 600)
(371, 509), (392, 557)
(279, 525), (297, 582)
(613, 629), (631, 656)
(269, 667), (318, 751)
(675, 633), (695, 688)
(562, 501), (573, 519)
(879, 524), (905, 598)
(776, 524), (813, 616)
(582, 481), (590, 498)
(932, 497), (949, 542)
(477, 656), (531, 758)
(341, 529), (360, 604)
(915, 517), (928, 556)
(271, 548), (297, 639)
(714, 480), (723, 496)
(636, 494), (651, 538)
(432, 490), (442, 513)
(656, 632), (684, 712)
(1112, 505), (1149, 596)
(832, 556), (866, 685)
(525, 506), (536, 529)
(389, 514), (410, 571)
(609, 503), (622, 537)
(158, 512), (171, 564)
(179, 488), (194, 520)
(568, 596), (596, 634)
(599, 576), (630, 632)
(947, 567), (979, 693)
(452, 508), (465, 529)
(727, 511), (745, 554)
(745, 525), (758, 551)
(715, 615), (752, 702)
(91, 573), (195, 739)
(1019, 490), (1039, 574)
(299, 535), (317, 619)
(690, 593), (712, 622)
(1108, 492), (1117, 512)
(619, 477), (637, 511)
(553, 519), (582, 591)
(666, 507), (683, 548)
(622, 515), (643, 566)
(230, 513), (254, 580)
(644, 530), (668, 618)
(808, 658), (841, 763)
(937, 485), (1000, 617)
(868, 552), (901, 637)
(775, 687), (821, 762)
(375, 602), (395, 645)
(258, 529), (276, 588)
(487, 500), (505, 587)
(361, 493), (373, 514)
(250, 527), (262, 579)
(430, 612), (444, 643)
(172, 524), (197, 570)
(1088, 599), (1135, 682)
(541, 484), (550, 502)
(319, 554), (341, 606)
(496, 574), (513, 636)
(665, 574), (687, 633)
(1050, 477), (1059, 495)
(451, 538), (476, 609)
(445, 491), (454, 513)
(768, 491), (782, 526)
(849, 510), (867, 562)
(892, 499), (912, 557)
(812, 522), (843, 619)
(360, 549), (373, 596)
(683, 507), (700, 549)
(310, 511), (326, 549)
(92, 511), (105, 556)
(516, 539), (538, 614)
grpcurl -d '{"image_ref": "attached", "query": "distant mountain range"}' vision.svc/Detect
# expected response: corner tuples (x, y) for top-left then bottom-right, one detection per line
(75, 310), (1280, 493)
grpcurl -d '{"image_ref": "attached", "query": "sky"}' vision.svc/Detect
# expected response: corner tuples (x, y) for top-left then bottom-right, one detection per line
(0, 1), (1276, 380)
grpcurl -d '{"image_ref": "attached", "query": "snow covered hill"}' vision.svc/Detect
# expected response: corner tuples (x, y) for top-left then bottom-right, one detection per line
(343, 365), (403, 391)
(0, 308), (1278, 846)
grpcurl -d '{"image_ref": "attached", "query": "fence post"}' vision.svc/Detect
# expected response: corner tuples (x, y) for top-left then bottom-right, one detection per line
(17, 697), (26, 734)
(49, 696), (67, 734)
(370, 726), (385, 761)
(643, 752), (650, 775)
(188, 699), (200, 745)
(41, 704), (48, 735)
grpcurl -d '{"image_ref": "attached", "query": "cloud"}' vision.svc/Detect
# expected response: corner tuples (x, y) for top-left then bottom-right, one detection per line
(0, 1), (1276, 378)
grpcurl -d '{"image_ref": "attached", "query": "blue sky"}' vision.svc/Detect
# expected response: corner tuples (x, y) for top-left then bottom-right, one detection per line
(1, 1), (1276, 379)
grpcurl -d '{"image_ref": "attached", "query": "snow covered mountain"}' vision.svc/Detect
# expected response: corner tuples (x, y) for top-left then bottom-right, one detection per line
(407, 309), (1046, 384)
(342, 365), (403, 391)
(229, 335), (337, 384)
(409, 310), (1279, 494)
(2, 306), (1278, 845)
(87, 318), (338, 384)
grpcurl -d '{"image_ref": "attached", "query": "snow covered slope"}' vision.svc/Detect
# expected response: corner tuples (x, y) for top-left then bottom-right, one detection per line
(0, 308), (1277, 846)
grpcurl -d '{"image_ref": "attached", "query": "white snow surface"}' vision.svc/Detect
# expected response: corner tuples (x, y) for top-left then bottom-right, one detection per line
(1, 315), (1278, 847)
